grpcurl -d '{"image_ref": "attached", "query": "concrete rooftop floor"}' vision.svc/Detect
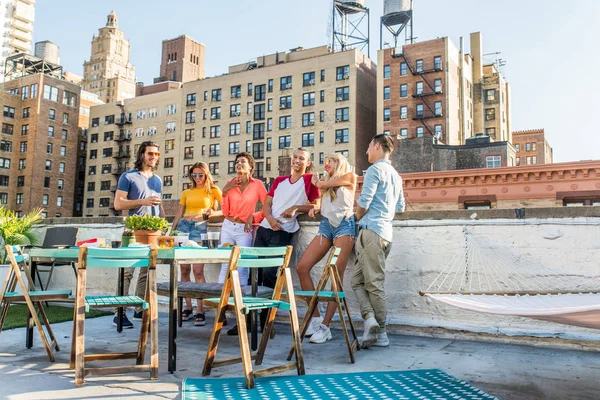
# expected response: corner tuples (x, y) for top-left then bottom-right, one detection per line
(1, 312), (600, 400)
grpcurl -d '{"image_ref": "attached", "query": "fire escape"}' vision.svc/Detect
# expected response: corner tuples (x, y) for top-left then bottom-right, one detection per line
(109, 105), (132, 215)
(396, 53), (444, 140)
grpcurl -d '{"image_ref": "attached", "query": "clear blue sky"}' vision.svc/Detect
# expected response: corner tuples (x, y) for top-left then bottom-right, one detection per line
(34, 0), (599, 163)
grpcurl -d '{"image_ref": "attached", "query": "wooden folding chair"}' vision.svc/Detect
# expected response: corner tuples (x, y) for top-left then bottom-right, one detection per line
(203, 245), (304, 389)
(70, 246), (158, 386)
(286, 246), (360, 363)
(0, 245), (71, 362)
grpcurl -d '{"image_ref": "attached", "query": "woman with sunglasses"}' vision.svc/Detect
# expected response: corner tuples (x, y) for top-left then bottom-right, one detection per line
(172, 162), (222, 326)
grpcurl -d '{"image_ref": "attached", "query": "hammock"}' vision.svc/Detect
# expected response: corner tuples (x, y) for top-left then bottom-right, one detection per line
(421, 226), (600, 330)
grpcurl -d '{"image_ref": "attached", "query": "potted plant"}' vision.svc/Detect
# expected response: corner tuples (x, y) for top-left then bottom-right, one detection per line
(121, 229), (135, 247)
(124, 215), (169, 245)
(0, 207), (43, 263)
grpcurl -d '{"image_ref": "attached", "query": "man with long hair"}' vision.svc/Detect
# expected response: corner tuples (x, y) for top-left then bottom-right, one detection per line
(352, 134), (405, 349)
(113, 141), (163, 329)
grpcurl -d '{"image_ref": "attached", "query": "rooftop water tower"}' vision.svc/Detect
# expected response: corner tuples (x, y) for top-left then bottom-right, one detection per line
(330, 0), (370, 54)
(380, 0), (414, 49)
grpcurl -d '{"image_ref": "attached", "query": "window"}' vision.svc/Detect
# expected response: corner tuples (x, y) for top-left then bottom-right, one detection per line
(166, 122), (177, 132)
(209, 162), (219, 175)
(230, 103), (241, 117)
(43, 85), (59, 101)
(400, 106), (408, 119)
(336, 150), (349, 159)
(267, 98), (273, 112)
(279, 135), (291, 149)
(186, 93), (196, 106)
(210, 125), (221, 138)
(416, 127), (424, 137)
(279, 115), (292, 130)
(16, 193), (23, 205)
(49, 109), (56, 121)
(167, 104), (177, 115)
(253, 123), (265, 140)
(268, 79), (273, 93)
(434, 79), (442, 93)
(231, 85), (242, 98)
(246, 140), (251, 152)
(515, 143), (520, 152)
(434, 56), (442, 70)
(61, 129), (68, 140)
(383, 87), (390, 100)
(416, 82), (424, 96)
(0, 158), (10, 169)
(229, 122), (241, 136)
(0, 140), (11, 152)
(165, 139), (175, 150)
(415, 59), (423, 73)
(302, 112), (315, 127)
(302, 133), (314, 147)
(247, 102), (252, 115)
(280, 76), (292, 90)
(211, 88), (222, 101)
(91, 134), (99, 143)
(400, 84), (408, 98)
(335, 129), (349, 143)
(3, 106), (15, 118)
(45, 159), (53, 172)
(58, 179), (64, 190)
(228, 161), (236, 174)
(104, 115), (114, 125)
(186, 111), (196, 124)
(400, 62), (407, 76)
(336, 87), (349, 101)
(103, 131), (113, 141)
(320, 90), (325, 103)
(63, 113), (69, 124)
(89, 149), (96, 159)
(532, 156), (537, 164)
(266, 157), (272, 171)
(486, 156), (501, 168)
(246, 121), (252, 134)
(20, 141), (27, 152)
(185, 128), (194, 141)
(400, 128), (408, 138)
(486, 127), (496, 137)
(335, 108), (349, 122)
(320, 69), (326, 81)
(247, 83), (253, 96)
(434, 124), (442, 139)
(383, 108), (390, 122)
(0, 176), (8, 186)
(95, 197), (108, 208)
(279, 96), (292, 109)
(302, 92), (315, 107)
(383, 65), (390, 79)
(1, 123), (13, 135)
(164, 176), (173, 187)
(303, 72), (316, 86)
(63, 90), (77, 107)
(164, 157), (174, 168)
(252, 142), (264, 159)
(485, 108), (495, 121)
(229, 141), (240, 154)
(532, 142), (537, 151)
(485, 89), (496, 102)
(101, 164), (112, 174)
(59, 162), (65, 173)
(267, 117), (273, 131)
(86, 199), (94, 208)
(254, 104), (265, 121)
(91, 118), (99, 127)
(209, 144), (220, 157)
(336, 65), (350, 80)
(266, 137), (272, 151)
(30, 83), (38, 98)
(18, 159), (25, 170)
(23, 107), (30, 118)
(42, 194), (49, 206)
(434, 101), (442, 116)
(57, 196), (63, 207)
(416, 104), (424, 118)
(210, 107), (221, 120)
(254, 84), (266, 101)
(0, 192), (6, 204)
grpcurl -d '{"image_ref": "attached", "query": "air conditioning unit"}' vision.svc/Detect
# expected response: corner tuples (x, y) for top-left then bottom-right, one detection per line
(335, 139), (341, 144)
(308, 121), (314, 126)
(285, 83), (292, 89)
(210, 115), (216, 120)
(336, 96), (343, 102)
(309, 79), (315, 85)
(335, 118), (342, 123)
(232, 111), (240, 116)
(279, 105), (286, 109)
(343, 74), (350, 80)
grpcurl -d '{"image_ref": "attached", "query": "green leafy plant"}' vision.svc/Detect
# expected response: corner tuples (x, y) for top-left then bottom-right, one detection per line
(122, 229), (134, 237)
(171, 230), (182, 236)
(124, 215), (169, 232)
(0, 207), (43, 263)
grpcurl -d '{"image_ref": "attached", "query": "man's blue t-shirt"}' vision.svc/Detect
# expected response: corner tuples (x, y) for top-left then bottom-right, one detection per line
(116, 169), (162, 216)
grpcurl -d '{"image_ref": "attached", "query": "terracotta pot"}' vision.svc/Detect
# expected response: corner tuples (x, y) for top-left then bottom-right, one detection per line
(134, 230), (162, 245)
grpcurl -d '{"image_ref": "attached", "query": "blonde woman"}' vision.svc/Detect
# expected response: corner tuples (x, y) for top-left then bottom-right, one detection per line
(172, 162), (222, 326)
(296, 153), (356, 344)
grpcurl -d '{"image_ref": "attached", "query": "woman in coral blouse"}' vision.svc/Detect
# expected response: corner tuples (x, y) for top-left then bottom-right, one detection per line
(172, 162), (222, 326)
(217, 152), (267, 286)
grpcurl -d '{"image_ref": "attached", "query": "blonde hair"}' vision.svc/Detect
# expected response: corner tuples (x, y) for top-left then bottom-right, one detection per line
(188, 162), (216, 193)
(322, 153), (352, 201)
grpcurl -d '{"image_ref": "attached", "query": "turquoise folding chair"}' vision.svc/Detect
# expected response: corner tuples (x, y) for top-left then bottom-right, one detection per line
(70, 246), (158, 386)
(0, 245), (71, 361)
(203, 245), (304, 389)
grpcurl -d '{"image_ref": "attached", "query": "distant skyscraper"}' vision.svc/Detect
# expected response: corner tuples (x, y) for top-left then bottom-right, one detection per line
(81, 11), (136, 103)
(0, 0), (35, 81)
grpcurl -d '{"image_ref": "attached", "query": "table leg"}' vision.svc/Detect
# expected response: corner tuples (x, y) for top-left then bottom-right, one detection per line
(117, 268), (124, 333)
(251, 268), (258, 351)
(26, 261), (36, 348)
(168, 259), (178, 373)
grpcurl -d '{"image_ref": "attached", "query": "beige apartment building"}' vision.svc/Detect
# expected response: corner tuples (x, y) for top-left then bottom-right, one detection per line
(0, 0), (35, 82)
(377, 32), (511, 146)
(81, 11), (136, 103)
(0, 72), (82, 217)
(84, 45), (376, 216)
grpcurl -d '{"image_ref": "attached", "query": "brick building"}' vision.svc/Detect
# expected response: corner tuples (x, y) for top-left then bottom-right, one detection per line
(512, 129), (553, 166)
(0, 73), (83, 217)
(154, 35), (205, 84)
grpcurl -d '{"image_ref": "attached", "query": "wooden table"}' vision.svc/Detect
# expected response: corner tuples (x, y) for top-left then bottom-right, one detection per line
(28, 247), (234, 373)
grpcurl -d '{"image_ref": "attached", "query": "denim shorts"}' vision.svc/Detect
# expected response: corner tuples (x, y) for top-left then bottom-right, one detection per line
(317, 215), (356, 241)
(176, 219), (208, 242)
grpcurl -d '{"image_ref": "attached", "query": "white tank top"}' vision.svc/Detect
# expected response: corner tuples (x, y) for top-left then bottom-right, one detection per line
(320, 186), (354, 228)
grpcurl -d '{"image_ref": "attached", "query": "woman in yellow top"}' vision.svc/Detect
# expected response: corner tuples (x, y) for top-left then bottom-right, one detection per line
(172, 162), (222, 326)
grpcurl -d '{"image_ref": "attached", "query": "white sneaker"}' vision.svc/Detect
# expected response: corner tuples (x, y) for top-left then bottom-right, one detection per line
(304, 316), (323, 337)
(309, 324), (332, 344)
(361, 317), (380, 349)
(373, 332), (389, 347)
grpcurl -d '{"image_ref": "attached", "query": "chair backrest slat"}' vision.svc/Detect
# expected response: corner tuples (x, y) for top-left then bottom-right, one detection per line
(233, 246), (289, 269)
(236, 258), (285, 268)
(82, 248), (151, 268)
(85, 258), (150, 268)
(238, 247), (289, 257)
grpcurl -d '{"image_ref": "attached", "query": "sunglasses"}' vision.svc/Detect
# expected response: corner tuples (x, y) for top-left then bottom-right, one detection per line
(191, 173), (204, 178)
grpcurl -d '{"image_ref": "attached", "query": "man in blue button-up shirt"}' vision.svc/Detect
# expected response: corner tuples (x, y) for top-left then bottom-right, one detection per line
(352, 134), (405, 349)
